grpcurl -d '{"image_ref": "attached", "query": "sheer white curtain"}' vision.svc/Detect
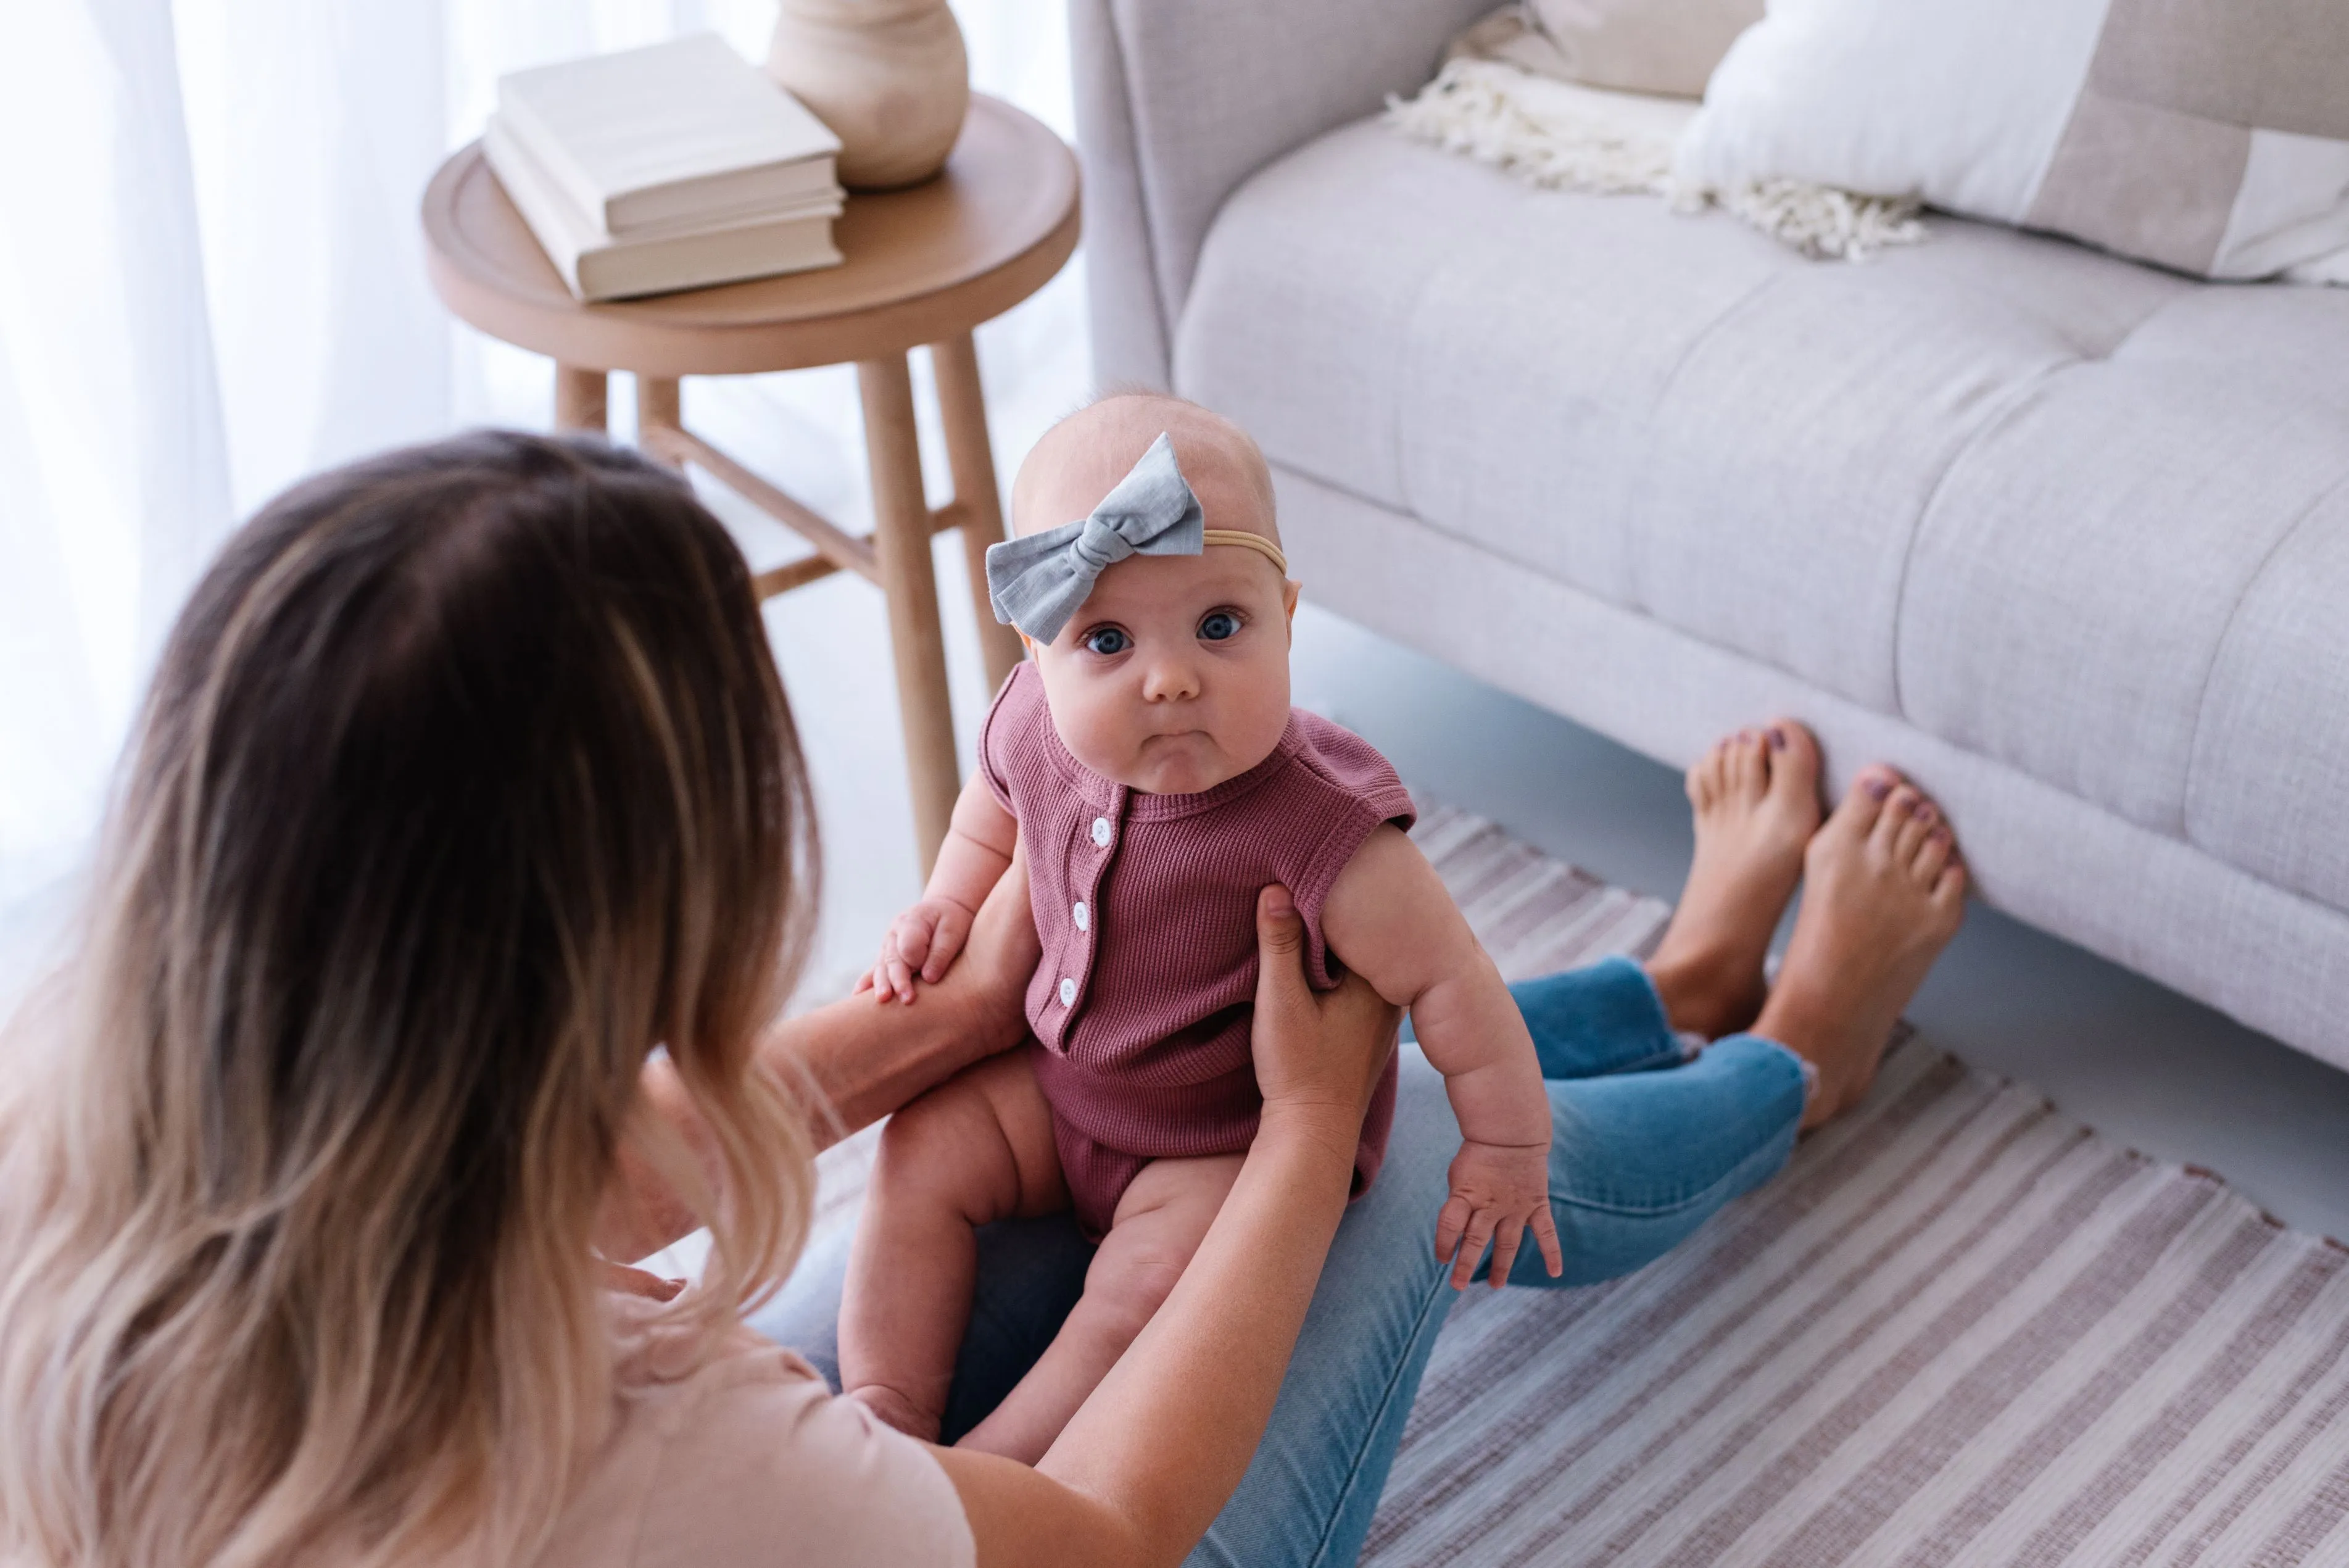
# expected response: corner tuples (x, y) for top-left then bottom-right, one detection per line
(0, 0), (1084, 967)
(0, 0), (231, 927)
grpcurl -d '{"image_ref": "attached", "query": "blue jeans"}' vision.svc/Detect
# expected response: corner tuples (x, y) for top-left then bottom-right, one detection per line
(752, 956), (1806, 1567)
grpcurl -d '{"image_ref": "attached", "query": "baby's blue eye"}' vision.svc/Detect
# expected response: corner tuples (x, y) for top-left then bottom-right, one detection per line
(1083, 626), (1130, 656)
(1198, 611), (1242, 642)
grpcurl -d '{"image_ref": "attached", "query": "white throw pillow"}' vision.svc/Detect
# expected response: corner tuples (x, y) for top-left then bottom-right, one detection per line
(1675, 0), (2349, 280)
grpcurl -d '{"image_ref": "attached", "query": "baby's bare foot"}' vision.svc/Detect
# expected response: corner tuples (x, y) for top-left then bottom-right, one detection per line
(1646, 721), (1822, 1039)
(1755, 767), (1967, 1129)
(849, 1383), (944, 1443)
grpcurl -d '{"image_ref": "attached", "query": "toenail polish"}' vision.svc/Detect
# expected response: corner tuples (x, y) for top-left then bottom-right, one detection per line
(1768, 726), (1788, 749)
(1930, 826), (1950, 843)
(1863, 776), (1892, 801)
(1918, 805), (1936, 824)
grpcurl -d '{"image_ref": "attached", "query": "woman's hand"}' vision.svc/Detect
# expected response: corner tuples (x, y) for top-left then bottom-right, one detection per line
(1249, 884), (1399, 1145)
(597, 1257), (685, 1301)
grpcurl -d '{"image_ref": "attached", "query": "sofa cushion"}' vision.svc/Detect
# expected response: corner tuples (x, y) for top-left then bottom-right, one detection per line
(1177, 118), (2349, 877)
(1897, 288), (2349, 859)
(2184, 481), (2349, 911)
(1179, 120), (2183, 718)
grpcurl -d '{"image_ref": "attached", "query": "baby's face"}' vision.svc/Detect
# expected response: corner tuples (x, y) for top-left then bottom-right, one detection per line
(1030, 547), (1300, 795)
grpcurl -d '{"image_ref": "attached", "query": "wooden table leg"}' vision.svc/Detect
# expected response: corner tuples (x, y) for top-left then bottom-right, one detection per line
(931, 333), (1025, 695)
(858, 354), (960, 877)
(637, 375), (682, 467)
(555, 365), (608, 433)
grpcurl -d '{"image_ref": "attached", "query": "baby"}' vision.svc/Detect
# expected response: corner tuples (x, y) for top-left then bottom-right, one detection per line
(840, 394), (1560, 1462)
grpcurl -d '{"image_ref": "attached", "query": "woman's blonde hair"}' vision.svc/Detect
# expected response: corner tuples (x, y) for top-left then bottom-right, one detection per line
(0, 432), (821, 1566)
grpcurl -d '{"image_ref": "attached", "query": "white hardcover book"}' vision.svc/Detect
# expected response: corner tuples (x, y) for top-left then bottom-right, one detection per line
(495, 34), (843, 238)
(485, 117), (843, 301)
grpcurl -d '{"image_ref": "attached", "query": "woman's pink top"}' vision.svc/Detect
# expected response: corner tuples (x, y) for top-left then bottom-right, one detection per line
(979, 663), (1412, 1236)
(531, 1295), (974, 1567)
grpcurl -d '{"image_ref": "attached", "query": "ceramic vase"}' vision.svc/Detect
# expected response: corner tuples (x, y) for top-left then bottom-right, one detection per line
(766, 0), (970, 191)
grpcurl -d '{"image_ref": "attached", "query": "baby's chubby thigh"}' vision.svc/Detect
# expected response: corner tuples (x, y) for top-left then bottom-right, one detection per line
(843, 1051), (1077, 1438)
(947, 1151), (1247, 1461)
(869, 1049), (1072, 1224)
(1077, 1154), (1248, 1341)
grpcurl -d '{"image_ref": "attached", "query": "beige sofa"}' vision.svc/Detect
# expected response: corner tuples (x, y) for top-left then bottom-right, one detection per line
(1071, 0), (2349, 1069)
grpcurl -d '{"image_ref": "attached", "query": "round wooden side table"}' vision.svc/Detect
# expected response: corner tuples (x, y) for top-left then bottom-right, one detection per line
(421, 95), (1079, 875)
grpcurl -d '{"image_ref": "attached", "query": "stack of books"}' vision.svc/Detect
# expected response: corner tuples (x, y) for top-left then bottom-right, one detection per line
(484, 34), (846, 302)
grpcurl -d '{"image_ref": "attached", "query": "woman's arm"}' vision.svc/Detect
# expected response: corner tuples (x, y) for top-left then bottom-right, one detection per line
(597, 848), (1040, 1262)
(929, 886), (1401, 1568)
(789, 833), (1035, 1134)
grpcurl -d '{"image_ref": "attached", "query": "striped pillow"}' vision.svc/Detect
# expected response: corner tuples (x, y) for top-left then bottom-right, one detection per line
(1676, 0), (2349, 280)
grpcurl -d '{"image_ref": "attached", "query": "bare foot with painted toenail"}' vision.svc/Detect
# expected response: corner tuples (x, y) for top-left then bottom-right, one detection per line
(1646, 721), (1823, 1040)
(1754, 766), (1967, 1129)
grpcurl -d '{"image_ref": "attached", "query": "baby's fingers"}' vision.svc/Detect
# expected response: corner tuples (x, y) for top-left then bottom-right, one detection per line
(1449, 1207), (1499, 1291)
(895, 916), (934, 973)
(1433, 1193), (1472, 1271)
(884, 952), (918, 1004)
(1531, 1205), (1565, 1279)
(920, 910), (971, 984)
(1486, 1217), (1525, 1292)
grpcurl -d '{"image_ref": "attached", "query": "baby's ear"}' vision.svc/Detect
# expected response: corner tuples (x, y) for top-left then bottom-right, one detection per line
(1282, 578), (1302, 623)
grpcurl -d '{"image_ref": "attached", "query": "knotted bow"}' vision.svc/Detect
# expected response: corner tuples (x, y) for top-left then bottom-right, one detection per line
(985, 433), (1205, 644)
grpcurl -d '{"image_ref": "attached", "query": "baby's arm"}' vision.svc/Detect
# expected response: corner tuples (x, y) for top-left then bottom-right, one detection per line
(863, 771), (1019, 1003)
(1322, 824), (1564, 1287)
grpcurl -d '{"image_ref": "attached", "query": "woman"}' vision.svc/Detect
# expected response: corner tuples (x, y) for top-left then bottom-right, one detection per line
(0, 432), (1960, 1567)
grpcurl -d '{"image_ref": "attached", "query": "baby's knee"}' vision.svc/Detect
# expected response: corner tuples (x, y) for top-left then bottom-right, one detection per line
(1079, 1248), (1191, 1340)
(872, 1083), (1018, 1209)
(879, 1080), (965, 1150)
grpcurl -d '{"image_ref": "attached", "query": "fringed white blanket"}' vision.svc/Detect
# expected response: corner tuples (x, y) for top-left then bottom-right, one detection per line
(1386, 56), (1927, 263)
(1383, 57), (1685, 198)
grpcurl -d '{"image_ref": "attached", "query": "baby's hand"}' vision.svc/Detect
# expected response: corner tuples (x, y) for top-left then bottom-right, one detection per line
(856, 897), (976, 1004)
(1435, 1139), (1563, 1290)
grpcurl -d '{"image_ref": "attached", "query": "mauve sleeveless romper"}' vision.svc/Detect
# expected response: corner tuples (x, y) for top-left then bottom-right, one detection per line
(978, 664), (1414, 1238)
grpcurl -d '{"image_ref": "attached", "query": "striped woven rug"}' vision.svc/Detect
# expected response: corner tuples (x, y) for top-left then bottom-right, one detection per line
(1365, 805), (2349, 1568)
(814, 802), (2349, 1565)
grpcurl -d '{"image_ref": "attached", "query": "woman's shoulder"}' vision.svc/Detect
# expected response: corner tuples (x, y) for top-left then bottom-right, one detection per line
(533, 1300), (976, 1568)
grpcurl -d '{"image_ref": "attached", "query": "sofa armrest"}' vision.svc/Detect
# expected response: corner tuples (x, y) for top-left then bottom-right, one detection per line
(1072, 0), (1489, 389)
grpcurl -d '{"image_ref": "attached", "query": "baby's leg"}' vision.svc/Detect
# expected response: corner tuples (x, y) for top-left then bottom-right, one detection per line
(839, 1052), (1068, 1440)
(957, 1152), (1245, 1463)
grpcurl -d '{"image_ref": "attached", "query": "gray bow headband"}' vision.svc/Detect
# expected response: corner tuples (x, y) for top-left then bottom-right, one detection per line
(985, 433), (1204, 645)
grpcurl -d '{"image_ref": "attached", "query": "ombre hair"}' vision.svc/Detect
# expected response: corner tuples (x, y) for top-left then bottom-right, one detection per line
(0, 431), (820, 1566)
